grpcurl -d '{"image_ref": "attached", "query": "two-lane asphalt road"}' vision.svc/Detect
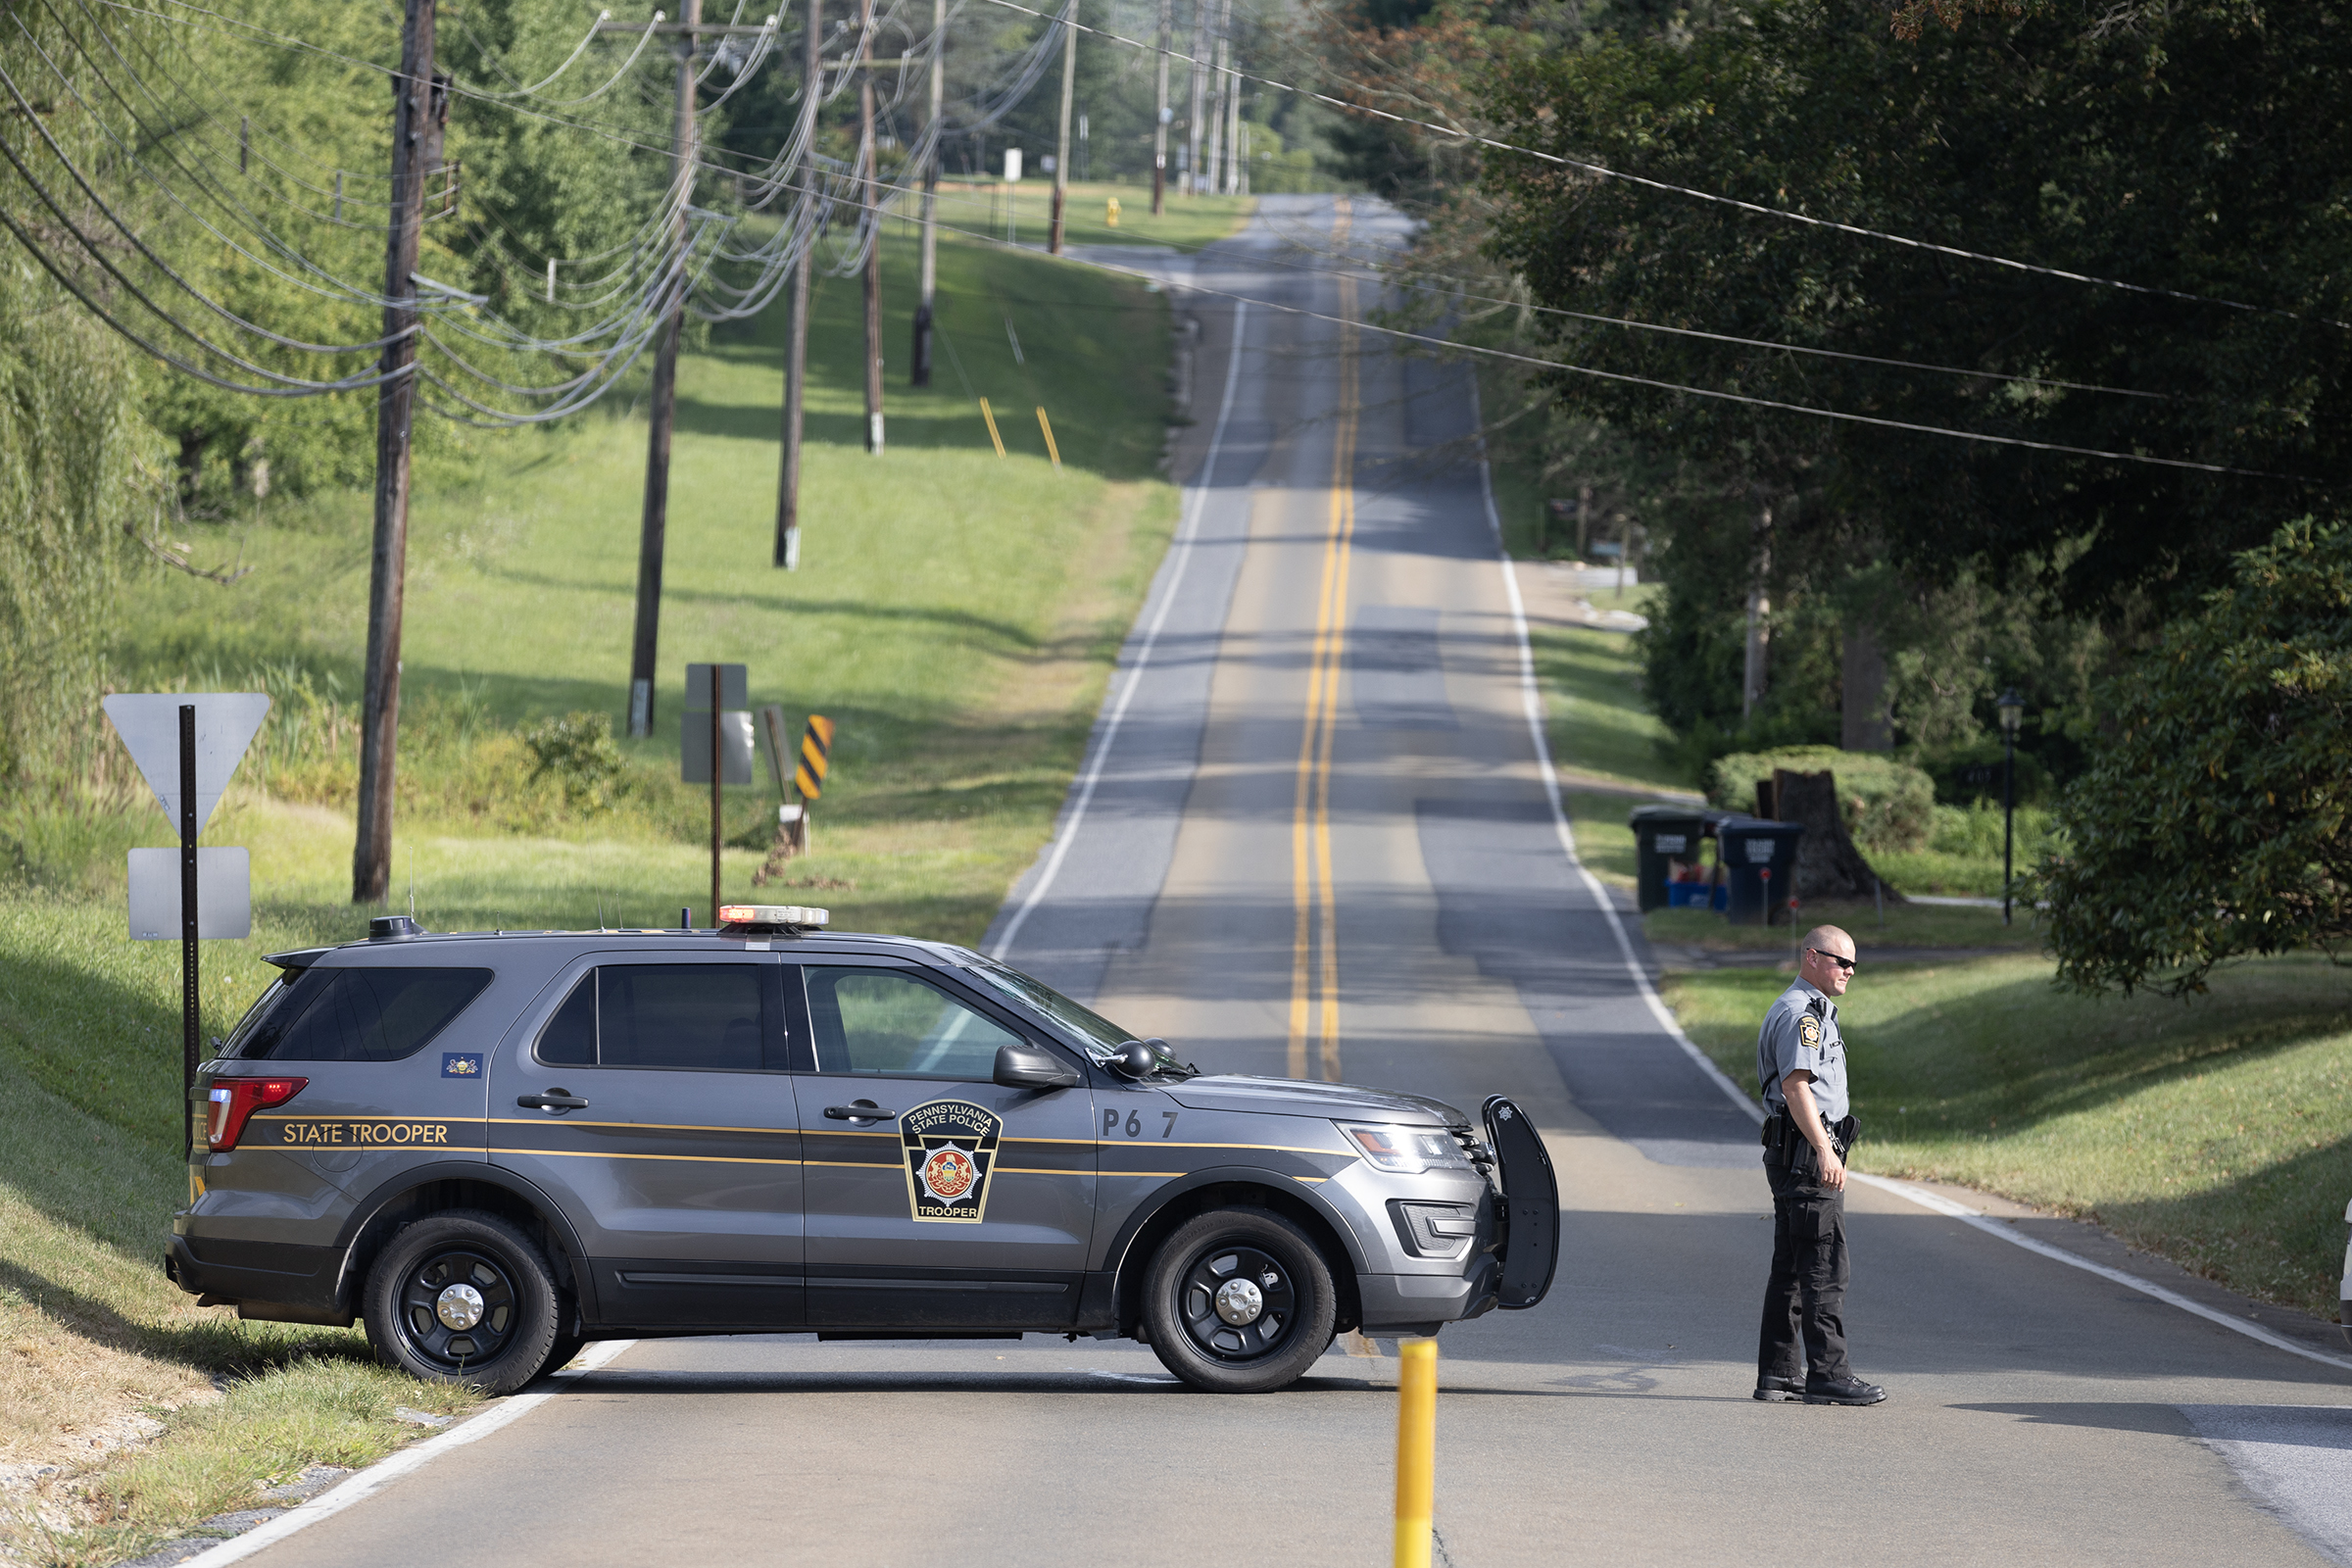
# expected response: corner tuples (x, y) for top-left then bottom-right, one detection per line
(235, 194), (2352, 1568)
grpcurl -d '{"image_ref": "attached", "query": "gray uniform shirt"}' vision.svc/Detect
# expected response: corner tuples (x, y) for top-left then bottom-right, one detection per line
(1757, 977), (1848, 1122)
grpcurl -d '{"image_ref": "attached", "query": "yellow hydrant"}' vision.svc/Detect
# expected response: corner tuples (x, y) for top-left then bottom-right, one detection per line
(1105, 195), (1121, 227)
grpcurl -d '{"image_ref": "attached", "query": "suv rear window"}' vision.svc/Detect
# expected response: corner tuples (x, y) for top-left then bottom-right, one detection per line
(238, 967), (493, 1062)
(534, 964), (783, 1072)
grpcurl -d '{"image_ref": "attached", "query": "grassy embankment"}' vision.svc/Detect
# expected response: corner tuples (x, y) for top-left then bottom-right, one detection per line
(0, 195), (1253, 1561)
(1514, 553), (2352, 1321)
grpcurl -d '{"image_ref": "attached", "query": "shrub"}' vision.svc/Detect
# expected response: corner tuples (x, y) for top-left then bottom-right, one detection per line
(521, 711), (624, 814)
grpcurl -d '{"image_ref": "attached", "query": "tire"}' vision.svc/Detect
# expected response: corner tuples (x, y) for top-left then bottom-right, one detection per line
(363, 1210), (562, 1396)
(1142, 1207), (1337, 1394)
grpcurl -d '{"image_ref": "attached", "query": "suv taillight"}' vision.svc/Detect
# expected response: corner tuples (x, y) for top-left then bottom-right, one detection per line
(206, 1076), (307, 1152)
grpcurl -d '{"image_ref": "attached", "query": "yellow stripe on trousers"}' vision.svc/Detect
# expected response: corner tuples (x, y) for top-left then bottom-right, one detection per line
(1289, 203), (1358, 1082)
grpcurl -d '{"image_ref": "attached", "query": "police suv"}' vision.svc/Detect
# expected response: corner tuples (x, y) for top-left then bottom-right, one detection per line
(167, 906), (1558, 1395)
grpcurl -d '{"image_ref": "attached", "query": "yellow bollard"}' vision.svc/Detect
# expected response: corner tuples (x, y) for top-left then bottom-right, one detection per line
(979, 397), (1006, 459)
(1394, 1338), (1436, 1568)
(1036, 406), (1062, 470)
(1106, 195), (1121, 227)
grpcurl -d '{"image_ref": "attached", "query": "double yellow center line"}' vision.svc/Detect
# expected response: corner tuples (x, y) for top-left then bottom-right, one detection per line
(1289, 202), (1357, 1083)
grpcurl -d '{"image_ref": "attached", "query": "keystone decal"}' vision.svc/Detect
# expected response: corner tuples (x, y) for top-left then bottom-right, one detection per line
(898, 1099), (1004, 1224)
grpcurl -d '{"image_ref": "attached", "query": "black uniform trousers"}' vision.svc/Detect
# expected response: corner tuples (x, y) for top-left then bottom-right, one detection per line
(1757, 1157), (1850, 1384)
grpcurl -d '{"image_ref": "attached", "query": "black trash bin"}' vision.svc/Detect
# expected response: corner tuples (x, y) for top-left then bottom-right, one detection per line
(1629, 805), (1711, 913)
(1719, 816), (1804, 925)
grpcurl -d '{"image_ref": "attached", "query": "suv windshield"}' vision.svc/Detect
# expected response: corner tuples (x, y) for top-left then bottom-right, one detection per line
(956, 955), (1192, 1075)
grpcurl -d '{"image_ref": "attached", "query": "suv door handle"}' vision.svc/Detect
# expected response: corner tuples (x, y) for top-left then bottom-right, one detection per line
(824, 1102), (896, 1121)
(518, 1092), (589, 1112)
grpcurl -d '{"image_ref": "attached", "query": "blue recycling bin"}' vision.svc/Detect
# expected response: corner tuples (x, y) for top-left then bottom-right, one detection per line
(1718, 817), (1803, 925)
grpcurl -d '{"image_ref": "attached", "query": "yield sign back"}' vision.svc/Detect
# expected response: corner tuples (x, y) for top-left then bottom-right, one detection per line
(101, 693), (271, 834)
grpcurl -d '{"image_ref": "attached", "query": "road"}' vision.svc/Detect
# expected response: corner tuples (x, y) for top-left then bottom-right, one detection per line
(241, 195), (2352, 1568)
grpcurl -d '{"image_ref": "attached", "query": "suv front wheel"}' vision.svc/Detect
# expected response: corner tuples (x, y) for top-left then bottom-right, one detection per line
(1143, 1207), (1337, 1394)
(364, 1210), (563, 1396)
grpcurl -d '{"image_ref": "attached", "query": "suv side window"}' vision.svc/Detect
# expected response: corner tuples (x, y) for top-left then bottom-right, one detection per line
(802, 965), (1024, 1080)
(240, 967), (492, 1061)
(533, 963), (786, 1072)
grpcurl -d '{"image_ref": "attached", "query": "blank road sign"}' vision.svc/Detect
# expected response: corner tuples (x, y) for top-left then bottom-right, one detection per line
(127, 848), (252, 940)
(101, 693), (270, 832)
(684, 663), (748, 711)
(681, 711), (756, 784)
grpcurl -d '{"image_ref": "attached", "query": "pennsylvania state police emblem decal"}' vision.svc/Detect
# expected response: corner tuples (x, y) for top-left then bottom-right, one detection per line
(899, 1099), (1004, 1223)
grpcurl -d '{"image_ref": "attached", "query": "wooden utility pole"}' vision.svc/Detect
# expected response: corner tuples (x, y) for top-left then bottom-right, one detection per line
(1151, 0), (1169, 215)
(625, 0), (703, 737)
(776, 0), (820, 566)
(1184, 0), (1206, 196)
(911, 0), (942, 386)
(1202, 0), (1226, 205)
(1049, 0), (1075, 254)
(1220, 0), (1240, 195)
(858, 0), (883, 454)
(353, 0), (437, 905)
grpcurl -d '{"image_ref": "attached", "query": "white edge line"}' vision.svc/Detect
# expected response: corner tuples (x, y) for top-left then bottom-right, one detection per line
(1465, 383), (2352, 1381)
(172, 1339), (639, 1568)
(986, 291), (1250, 961)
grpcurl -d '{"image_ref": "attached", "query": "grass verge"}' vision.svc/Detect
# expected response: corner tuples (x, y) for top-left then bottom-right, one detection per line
(1664, 954), (2352, 1319)
(0, 201), (1243, 1562)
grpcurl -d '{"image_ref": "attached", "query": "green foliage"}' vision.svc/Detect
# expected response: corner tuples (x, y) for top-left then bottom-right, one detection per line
(1705, 745), (1935, 854)
(2038, 518), (2352, 996)
(0, 267), (154, 786)
(522, 710), (624, 813)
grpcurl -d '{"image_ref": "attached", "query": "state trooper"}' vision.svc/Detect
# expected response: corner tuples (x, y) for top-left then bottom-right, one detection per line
(1753, 923), (1886, 1406)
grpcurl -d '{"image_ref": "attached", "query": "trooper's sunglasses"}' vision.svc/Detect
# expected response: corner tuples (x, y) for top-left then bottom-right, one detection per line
(1808, 949), (1858, 973)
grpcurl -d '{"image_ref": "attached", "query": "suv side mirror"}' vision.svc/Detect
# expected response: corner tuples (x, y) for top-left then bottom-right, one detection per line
(1107, 1040), (1158, 1081)
(994, 1043), (1082, 1090)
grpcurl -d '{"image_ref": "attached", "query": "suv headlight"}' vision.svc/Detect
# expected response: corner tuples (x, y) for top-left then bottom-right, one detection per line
(1337, 1121), (1473, 1175)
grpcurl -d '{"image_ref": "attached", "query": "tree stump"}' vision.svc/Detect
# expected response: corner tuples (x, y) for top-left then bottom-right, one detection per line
(1773, 768), (1903, 903)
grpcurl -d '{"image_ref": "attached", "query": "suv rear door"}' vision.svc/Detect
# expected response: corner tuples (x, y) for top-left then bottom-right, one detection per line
(488, 952), (804, 1329)
(789, 960), (1097, 1330)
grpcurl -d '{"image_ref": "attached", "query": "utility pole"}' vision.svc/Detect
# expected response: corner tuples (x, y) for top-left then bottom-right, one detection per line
(626, 0), (704, 737)
(1049, 0), (1075, 255)
(352, 0), (437, 905)
(1151, 0), (1169, 215)
(858, 0), (883, 454)
(1184, 0), (1206, 196)
(1220, 0), (1240, 196)
(910, 0), (942, 385)
(776, 0), (819, 567)
(1203, 0), (1227, 205)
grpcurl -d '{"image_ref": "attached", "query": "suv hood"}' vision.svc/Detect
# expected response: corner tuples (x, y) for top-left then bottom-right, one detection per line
(1165, 1074), (1464, 1126)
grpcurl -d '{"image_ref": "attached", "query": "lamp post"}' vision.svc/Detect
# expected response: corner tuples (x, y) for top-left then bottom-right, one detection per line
(1996, 688), (2024, 926)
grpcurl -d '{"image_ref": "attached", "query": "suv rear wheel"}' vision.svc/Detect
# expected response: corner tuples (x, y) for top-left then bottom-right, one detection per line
(364, 1210), (562, 1396)
(1143, 1207), (1336, 1394)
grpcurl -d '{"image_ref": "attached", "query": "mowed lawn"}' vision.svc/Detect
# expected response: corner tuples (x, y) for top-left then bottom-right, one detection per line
(1667, 955), (2352, 1318)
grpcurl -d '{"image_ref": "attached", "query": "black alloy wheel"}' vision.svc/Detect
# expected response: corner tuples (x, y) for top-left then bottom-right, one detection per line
(364, 1210), (562, 1396)
(1143, 1207), (1336, 1394)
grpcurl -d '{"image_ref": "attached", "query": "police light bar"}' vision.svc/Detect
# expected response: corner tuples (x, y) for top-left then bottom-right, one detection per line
(716, 904), (829, 930)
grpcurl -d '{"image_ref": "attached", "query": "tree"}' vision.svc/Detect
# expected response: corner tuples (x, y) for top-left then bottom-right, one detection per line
(1479, 0), (2352, 613)
(2037, 519), (2352, 997)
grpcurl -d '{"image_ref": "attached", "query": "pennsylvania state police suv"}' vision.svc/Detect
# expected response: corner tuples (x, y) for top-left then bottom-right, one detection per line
(167, 907), (1558, 1395)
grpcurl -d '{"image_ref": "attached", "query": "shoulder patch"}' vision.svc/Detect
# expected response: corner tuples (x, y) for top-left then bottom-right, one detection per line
(1797, 1014), (1823, 1049)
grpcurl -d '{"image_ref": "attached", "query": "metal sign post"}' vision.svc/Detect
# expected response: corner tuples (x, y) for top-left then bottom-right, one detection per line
(103, 692), (269, 1152)
(682, 664), (752, 925)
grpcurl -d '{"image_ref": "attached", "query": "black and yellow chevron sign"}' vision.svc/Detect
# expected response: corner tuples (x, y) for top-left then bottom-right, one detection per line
(794, 714), (835, 801)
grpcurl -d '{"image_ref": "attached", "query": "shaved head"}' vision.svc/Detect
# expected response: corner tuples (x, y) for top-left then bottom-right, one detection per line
(1803, 925), (1854, 956)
